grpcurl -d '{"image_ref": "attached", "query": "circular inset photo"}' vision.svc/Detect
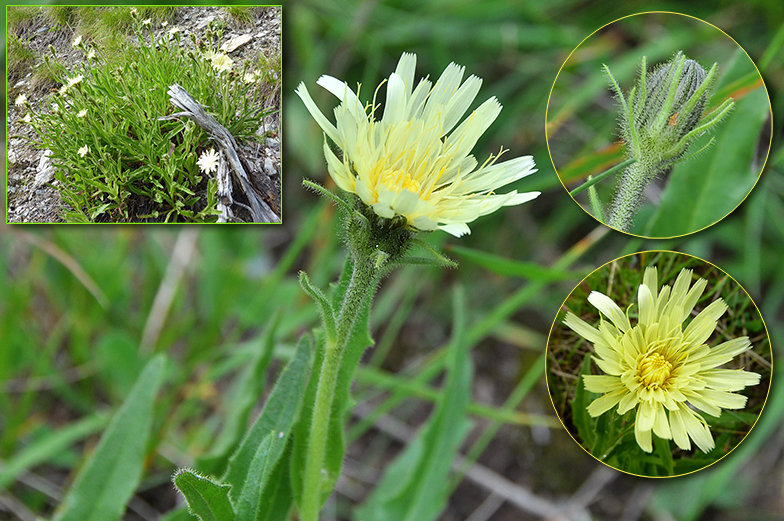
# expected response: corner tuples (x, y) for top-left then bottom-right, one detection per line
(546, 12), (772, 238)
(546, 251), (771, 477)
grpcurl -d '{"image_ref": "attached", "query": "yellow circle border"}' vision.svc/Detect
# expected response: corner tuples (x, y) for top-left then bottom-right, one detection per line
(544, 249), (773, 478)
(544, 11), (774, 240)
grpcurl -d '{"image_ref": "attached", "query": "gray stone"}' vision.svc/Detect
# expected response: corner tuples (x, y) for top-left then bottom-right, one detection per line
(34, 149), (55, 187)
(220, 33), (252, 53)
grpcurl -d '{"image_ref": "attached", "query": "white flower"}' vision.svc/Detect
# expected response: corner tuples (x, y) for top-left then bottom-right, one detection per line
(211, 53), (234, 73)
(15, 94), (27, 106)
(296, 52), (540, 236)
(168, 26), (180, 35)
(78, 145), (90, 157)
(59, 84), (69, 95)
(67, 74), (84, 88)
(87, 49), (96, 59)
(161, 21), (168, 27)
(77, 109), (88, 118)
(72, 35), (82, 47)
(23, 114), (32, 124)
(130, 7), (138, 16)
(142, 18), (151, 26)
(243, 72), (256, 84)
(197, 149), (220, 174)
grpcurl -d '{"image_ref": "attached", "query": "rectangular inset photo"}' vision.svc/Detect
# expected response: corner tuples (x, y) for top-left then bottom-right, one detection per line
(7, 5), (281, 223)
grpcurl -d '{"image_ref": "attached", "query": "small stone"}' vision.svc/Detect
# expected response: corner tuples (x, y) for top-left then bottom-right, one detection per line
(266, 137), (279, 149)
(220, 33), (252, 53)
(263, 158), (275, 175)
(34, 149), (55, 187)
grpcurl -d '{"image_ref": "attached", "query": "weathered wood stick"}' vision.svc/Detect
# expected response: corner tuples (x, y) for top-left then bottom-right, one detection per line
(216, 149), (234, 223)
(158, 83), (280, 223)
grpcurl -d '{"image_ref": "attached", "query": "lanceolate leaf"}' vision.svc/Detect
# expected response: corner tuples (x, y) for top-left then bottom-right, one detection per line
(173, 470), (234, 521)
(53, 355), (166, 521)
(251, 446), (296, 521)
(223, 334), (312, 509)
(356, 287), (473, 521)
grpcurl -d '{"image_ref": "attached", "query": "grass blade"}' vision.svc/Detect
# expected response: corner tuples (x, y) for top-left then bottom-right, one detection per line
(356, 286), (473, 521)
(53, 354), (166, 521)
(447, 245), (581, 282)
(0, 413), (108, 491)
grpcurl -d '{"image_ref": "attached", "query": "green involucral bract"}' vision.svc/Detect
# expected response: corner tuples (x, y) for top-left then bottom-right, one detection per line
(602, 51), (735, 232)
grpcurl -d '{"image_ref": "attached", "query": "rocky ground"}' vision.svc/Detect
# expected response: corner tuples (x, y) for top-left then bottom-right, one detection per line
(6, 6), (281, 223)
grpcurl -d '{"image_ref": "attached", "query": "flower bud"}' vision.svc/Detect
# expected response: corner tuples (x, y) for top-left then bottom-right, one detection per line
(624, 51), (718, 163)
(636, 53), (707, 136)
(601, 51), (735, 231)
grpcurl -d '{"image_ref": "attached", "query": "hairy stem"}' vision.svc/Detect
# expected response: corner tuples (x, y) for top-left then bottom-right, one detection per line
(300, 255), (378, 521)
(607, 161), (653, 232)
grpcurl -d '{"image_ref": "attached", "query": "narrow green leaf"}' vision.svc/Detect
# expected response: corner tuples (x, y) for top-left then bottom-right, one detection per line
(197, 312), (281, 477)
(0, 413), (108, 491)
(173, 470), (235, 521)
(448, 245), (580, 282)
(53, 354), (166, 521)
(223, 334), (312, 509)
(298, 271), (337, 342)
(235, 433), (276, 519)
(356, 286), (473, 521)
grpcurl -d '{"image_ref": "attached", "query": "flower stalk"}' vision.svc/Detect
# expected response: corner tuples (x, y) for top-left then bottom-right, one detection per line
(300, 249), (380, 521)
(294, 53), (540, 519)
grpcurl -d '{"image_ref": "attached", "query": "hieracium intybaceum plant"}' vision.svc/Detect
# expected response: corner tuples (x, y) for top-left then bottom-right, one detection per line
(171, 52), (540, 521)
(564, 266), (761, 456)
(25, 11), (273, 222)
(598, 51), (735, 232)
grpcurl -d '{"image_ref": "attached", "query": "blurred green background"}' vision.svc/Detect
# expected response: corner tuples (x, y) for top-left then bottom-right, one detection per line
(2, 1), (783, 520)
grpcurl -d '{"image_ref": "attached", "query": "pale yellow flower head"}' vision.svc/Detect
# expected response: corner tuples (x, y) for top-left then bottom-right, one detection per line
(211, 53), (234, 73)
(296, 52), (539, 237)
(78, 145), (90, 157)
(564, 266), (761, 454)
